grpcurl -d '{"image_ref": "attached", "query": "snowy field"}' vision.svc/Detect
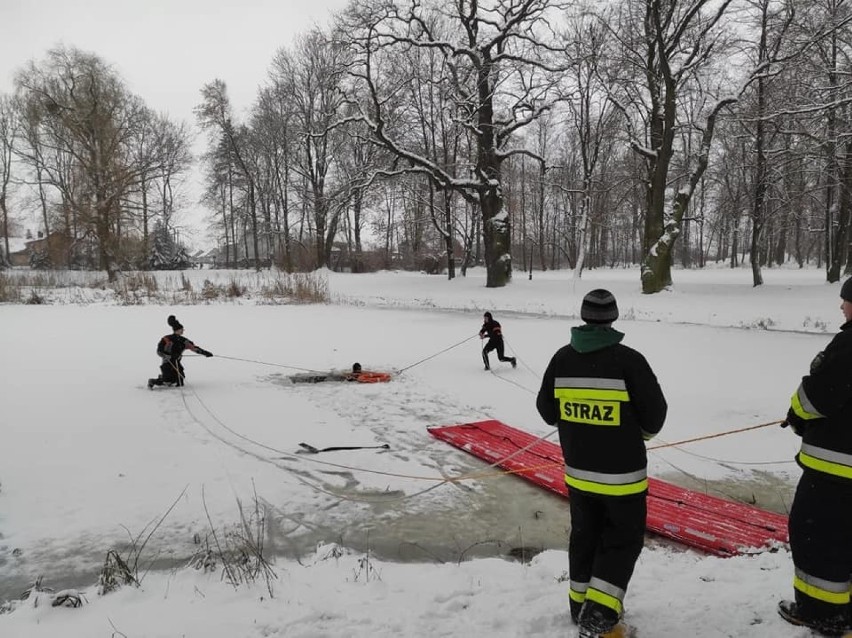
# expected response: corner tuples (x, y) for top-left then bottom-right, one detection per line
(0, 265), (842, 637)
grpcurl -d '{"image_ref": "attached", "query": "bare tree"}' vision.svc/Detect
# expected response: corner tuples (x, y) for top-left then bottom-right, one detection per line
(341, 0), (569, 287)
(564, 12), (617, 278)
(0, 93), (17, 267)
(15, 46), (172, 278)
(196, 79), (262, 269)
(269, 28), (350, 268)
(603, 0), (742, 293)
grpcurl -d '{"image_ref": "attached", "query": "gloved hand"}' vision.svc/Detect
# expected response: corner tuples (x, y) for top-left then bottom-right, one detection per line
(197, 349), (213, 358)
(781, 409), (808, 437)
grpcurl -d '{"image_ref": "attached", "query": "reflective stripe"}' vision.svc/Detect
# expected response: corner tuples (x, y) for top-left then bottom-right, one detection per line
(569, 580), (588, 604)
(554, 377), (630, 426)
(794, 568), (851, 605)
(555, 377), (627, 391)
(791, 385), (824, 421)
(555, 392), (623, 426)
(586, 577), (625, 615)
(798, 444), (852, 480)
(565, 466), (648, 496)
(567, 466), (647, 485)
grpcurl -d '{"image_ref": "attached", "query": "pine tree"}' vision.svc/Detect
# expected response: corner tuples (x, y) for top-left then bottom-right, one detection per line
(148, 221), (191, 270)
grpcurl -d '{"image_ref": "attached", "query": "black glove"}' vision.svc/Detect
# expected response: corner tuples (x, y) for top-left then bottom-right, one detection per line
(781, 409), (808, 437)
(198, 349), (213, 358)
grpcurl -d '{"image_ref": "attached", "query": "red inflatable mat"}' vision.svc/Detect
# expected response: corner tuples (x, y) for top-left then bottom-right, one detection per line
(428, 419), (789, 557)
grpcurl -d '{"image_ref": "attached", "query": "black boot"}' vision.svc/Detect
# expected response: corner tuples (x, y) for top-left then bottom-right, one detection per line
(482, 351), (490, 370)
(510, 357), (517, 368)
(778, 600), (850, 636)
(578, 602), (618, 638)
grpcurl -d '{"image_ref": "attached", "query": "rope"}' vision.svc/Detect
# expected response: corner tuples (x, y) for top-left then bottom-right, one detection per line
(497, 340), (787, 468)
(505, 340), (540, 378)
(181, 338), (787, 481)
(176, 378), (789, 510)
(208, 354), (325, 374)
(177, 385), (449, 504)
(200, 334), (478, 379)
(397, 333), (480, 374)
(647, 419), (783, 451)
(176, 379), (562, 487)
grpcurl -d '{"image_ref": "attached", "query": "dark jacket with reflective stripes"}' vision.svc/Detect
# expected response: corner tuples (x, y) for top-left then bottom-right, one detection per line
(789, 321), (852, 483)
(536, 325), (667, 496)
(157, 333), (203, 363)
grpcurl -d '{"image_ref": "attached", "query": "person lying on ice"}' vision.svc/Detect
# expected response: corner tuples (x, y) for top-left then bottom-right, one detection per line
(345, 362), (364, 380)
(478, 311), (516, 370)
(148, 315), (213, 389)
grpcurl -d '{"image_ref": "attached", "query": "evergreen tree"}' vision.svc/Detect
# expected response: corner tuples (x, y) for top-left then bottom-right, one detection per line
(148, 221), (191, 270)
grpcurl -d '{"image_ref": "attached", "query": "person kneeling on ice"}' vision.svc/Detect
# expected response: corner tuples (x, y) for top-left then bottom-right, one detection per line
(776, 277), (852, 637)
(478, 311), (516, 370)
(148, 315), (213, 389)
(536, 289), (667, 638)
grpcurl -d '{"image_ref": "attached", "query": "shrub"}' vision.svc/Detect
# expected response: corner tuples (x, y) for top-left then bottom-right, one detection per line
(0, 273), (22, 303)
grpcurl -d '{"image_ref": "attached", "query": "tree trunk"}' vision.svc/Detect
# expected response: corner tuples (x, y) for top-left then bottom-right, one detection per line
(442, 190), (455, 280)
(141, 177), (150, 265)
(481, 185), (511, 287)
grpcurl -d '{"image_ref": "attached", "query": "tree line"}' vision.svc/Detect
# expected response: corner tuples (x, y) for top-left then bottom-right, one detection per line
(0, 0), (850, 291)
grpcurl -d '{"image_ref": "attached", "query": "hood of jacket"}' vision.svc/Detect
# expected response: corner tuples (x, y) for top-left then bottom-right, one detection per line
(569, 324), (625, 353)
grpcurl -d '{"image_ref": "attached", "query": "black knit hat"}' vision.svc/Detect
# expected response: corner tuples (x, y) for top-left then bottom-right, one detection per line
(167, 315), (184, 331)
(581, 289), (619, 325)
(842, 278), (852, 302)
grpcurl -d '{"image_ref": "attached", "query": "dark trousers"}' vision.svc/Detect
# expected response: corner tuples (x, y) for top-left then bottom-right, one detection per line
(789, 471), (852, 623)
(152, 359), (185, 386)
(483, 338), (512, 362)
(568, 489), (646, 623)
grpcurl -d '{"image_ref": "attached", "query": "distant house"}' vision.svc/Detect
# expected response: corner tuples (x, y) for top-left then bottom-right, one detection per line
(8, 231), (73, 268)
(190, 248), (217, 269)
(6, 236), (30, 267)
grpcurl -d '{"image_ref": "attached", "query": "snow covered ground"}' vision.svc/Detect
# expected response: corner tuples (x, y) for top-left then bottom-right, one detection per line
(0, 265), (841, 637)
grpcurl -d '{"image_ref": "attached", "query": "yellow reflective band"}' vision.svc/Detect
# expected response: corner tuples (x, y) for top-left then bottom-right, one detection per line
(585, 588), (624, 615)
(556, 396), (621, 426)
(791, 389), (822, 421)
(565, 474), (648, 496)
(794, 575), (851, 605)
(798, 452), (852, 480)
(569, 589), (586, 604)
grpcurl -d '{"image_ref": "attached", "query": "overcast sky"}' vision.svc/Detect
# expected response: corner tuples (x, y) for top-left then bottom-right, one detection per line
(0, 0), (350, 119)
(0, 0), (351, 247)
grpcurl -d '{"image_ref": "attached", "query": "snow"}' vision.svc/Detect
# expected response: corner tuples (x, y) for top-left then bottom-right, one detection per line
(0, 265), (843, 637)
(3, 237), (27, 254)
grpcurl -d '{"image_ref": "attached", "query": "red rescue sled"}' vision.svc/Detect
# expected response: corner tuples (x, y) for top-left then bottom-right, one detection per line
(428, 419), (789, 557)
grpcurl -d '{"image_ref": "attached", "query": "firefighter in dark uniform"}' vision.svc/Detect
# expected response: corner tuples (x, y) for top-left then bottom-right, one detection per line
(148, 315), (213, 388)
(777, 279), (852, 636)
(536, 289), (667, 638)
(479, 311), (517, 370)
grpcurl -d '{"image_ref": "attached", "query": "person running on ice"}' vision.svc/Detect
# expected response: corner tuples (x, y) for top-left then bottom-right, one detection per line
(479, 311), (516, 370)
(148, 315), (213, 389)
(536, 289), (667, 638)
(777, 278), (852, 636)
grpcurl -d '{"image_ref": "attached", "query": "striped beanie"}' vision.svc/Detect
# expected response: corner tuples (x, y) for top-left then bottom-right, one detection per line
(581, 289), (619, 325)
(842, 278), (852, 302)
